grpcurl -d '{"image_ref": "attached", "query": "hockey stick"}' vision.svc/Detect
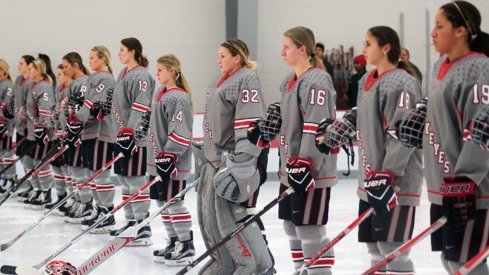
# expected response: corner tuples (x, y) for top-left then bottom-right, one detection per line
(0, 143), (68, 206)
(304, 207), (374, 268)
(0, 153), (124, 252)
(0, 176), (161, 275)
(0, 136), (26, 160)
(176, 186), (295, 275)
(362, 216), (447, 275)
(453, 246), (489, 275)
(71, 177), (200, 275)
(0, 141), (36, 176)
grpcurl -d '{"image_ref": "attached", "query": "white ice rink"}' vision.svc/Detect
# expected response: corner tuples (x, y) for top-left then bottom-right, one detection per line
(0, 177), (447, 275)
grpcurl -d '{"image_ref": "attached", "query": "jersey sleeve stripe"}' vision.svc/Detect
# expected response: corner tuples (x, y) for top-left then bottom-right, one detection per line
(169, 132), (191, 146)
(84, 99), (93, 109)
(38, 109), (54, 116)
(131, 102), (150, 113)
(234, 118), (260, 129)
(303, 122), (318, 134)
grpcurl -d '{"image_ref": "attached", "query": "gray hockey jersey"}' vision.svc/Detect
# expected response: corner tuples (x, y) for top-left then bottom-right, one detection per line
(356, 68), (423, 206)
(14, 76), (33, 131)
(53, 84), (68, 136)
(0, 78), (15, 132)
(65, 75), (89, 132)
(25, 80), (55, 141)
(203, 68), (265, 165)
(424, 52), (489, 209)
(75, 71), (115, 142)
(147, 87), (193, 179)
(279, 68), (337, 189)
(112, 66), (155, 147)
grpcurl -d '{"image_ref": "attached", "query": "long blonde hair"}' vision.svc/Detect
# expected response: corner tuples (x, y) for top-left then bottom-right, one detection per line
(284, 26), (325, 70)
(31, 58), (52, 84)
(220, 39), (256, 70)
(157, 54), (193, 112)
(0, 59), (12, 81)
(91, 46), (113, 74)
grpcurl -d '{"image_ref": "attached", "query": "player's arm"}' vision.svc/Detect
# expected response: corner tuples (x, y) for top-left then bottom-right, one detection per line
(34, 84), (56, 144)
(380, 80), (420, 176)
(76, 77), (114, 122)
(1, 83), (15, 119)
(126, 73), (154, 135)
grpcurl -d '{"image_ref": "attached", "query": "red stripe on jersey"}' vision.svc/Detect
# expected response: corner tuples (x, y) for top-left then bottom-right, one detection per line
(234, 118), (258, 129)
(131, 102), (150, 112)
(303, 123), (318, 134)
(84, 99), (93, 109)
(38, 109), (53, 116)
(161, 215), (171, 222)
(169, 132), (191, 146)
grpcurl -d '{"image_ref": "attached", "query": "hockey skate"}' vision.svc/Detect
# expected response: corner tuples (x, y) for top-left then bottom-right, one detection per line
(126, 221), (152, 247)
(66, 202), (93, 224)
(17, 185), (34, 202)
(0, 177), (14, 194)
(110, 220), (136, 236)
(87, 206), (116, 233)
(153, 237), (178, 263)
(30, 190), (52, 210)
(81, 205), (100, 230)
(44, 193), (66, 210)
(52, 197), (74, 216)
(164, 239), (195, 266)
(23, 190), (41, 209)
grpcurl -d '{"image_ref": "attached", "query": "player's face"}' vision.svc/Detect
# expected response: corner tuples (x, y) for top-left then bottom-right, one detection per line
(18, 58), (28, 74)
(217, 46), (240, 74)
(431, 9), (460, 54)
(27, 63), (40, 80)
(62, 59), (76, 79)
(0, 69), (6, 81)
(281, 36), (304, 67)
(362, 33), (384, 67)
(156, 63), (173, 85)
(400, 49), (409, 62)
(119, 44), (132, 65)
(56, 68), (63, 83)
(89, 51), (104, 72)
(353, 61), (364, 73)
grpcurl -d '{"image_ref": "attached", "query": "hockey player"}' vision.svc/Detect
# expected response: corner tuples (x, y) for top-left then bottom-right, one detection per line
(425, 1), (489, 273)
(61, 52), (92, 224)
(22, 58), (56, 209)
(111, 37), (155, 246)
(198, 38), (273, 274)
(148, 54), (195, 265)
(354, 26), (422, 274)
(14, 55), (35, 201)
(72, 46), (117, 233)
(0, 60), (16, 194)
(274, 26), (337, 275)
(45, 64), (71, 213)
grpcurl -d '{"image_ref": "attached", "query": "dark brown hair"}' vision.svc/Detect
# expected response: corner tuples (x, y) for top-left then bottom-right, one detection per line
(121, 37), (149, 68)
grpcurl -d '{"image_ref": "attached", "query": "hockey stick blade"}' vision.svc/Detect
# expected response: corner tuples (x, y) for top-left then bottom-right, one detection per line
(72, 177), (200, 275)
(362, 216), (447, 275)
(453, 245), (489, 275)
(176, 186), (295, 275)
(0, 153), (124, 252)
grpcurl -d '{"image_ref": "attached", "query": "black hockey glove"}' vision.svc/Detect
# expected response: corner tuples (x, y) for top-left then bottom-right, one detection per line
(116, 128), (137, 158)
(0, 117), (8, 138)
(1, 103), (13, 119)
(247, 120), (268, 148)
(315, 118), (335, 154)
(89, 101), (105, 121)
(286, 157), (315, 193)
(441, 175), (476, 232)
(65, 116), (83, 148)
(155, 152), (177, 183)
(34, 124), (49, 145)
(398, 97), (427, 149)
(364, 171), (397, 216)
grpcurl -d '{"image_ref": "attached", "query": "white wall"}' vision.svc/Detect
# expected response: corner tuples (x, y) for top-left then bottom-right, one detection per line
(0, 0), (225, 112)
(256, 0), (489, 105)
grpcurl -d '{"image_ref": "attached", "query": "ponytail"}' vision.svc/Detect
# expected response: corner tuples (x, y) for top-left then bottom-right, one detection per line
(139, 55), (149, 68)
(310, 55), (325, 70)
(397, 60), (416, 78)
(176, 72), (194, 113)
(470, 31), (489, 57)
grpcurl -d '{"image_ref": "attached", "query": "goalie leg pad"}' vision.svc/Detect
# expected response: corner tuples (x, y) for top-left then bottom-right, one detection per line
(215, 195), (273, 274)
(213, 167), (260, 203)
(197, 163), (234, 274)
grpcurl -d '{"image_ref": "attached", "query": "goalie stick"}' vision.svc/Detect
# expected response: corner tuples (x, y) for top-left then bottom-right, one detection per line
(453, 246), (489, 275)
(0, 153), (124, 252)
(0, 143), (68, 206)
(176, 186), (295, 275)
(0, 175), (162, 275)
(362, 216), (447, 275)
